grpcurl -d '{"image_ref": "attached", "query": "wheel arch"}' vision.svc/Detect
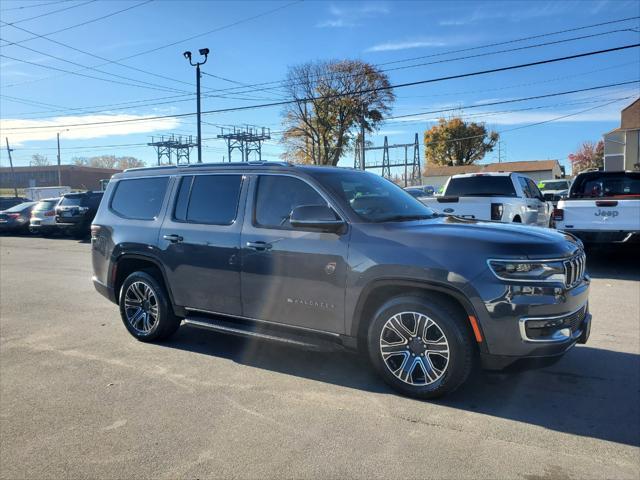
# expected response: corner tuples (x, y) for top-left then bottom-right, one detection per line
(111, 253), (179, 313)
(351, 279), (487, 353)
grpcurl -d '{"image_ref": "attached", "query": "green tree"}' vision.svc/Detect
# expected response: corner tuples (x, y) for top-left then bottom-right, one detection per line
(281, 59), (394, 166)
(30, 154), (50, 166)
(424, 117), (499, 167)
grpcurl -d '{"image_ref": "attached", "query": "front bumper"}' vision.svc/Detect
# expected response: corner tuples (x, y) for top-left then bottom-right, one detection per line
(93, 276), (117, 303)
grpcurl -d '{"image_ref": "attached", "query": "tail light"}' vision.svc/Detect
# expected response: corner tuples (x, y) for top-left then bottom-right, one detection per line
(44, 210), (55, 217)
(553, 208), (564, 221)
(7, 213), (20, 219)
(490, 203), (503, 220)
(90, 225), (101, 239)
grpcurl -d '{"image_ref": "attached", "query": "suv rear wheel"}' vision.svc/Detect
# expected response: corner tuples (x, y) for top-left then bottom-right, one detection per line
(119, 271), (181, 342)
(367, 295), (474, 399)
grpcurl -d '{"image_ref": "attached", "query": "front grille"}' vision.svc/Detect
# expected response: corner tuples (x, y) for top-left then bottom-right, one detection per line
(564, 305), (587, 332)
(564, 252), (586, 288)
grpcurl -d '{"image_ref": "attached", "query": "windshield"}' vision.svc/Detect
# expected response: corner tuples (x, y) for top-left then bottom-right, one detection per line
(33, 200), (59, 211)
(59, 195), (85, 207)
(309, 169), (436, 222)
(3, 202), (35, 213)
(539, 181), (568, 190)
(570, 172), (640, 198)
(445, 176), (517, 197)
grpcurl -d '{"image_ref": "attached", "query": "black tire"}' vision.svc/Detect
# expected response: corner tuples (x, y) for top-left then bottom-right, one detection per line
(512, 216), (522, 223)
(119, 271), (181, 342)
(366, 295), (474, 399)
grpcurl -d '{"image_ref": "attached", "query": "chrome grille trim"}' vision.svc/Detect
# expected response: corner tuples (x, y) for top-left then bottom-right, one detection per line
(563, 251), (586, 288)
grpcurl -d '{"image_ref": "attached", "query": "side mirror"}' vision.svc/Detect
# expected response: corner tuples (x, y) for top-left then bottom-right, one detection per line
(289, 205), (345, 233)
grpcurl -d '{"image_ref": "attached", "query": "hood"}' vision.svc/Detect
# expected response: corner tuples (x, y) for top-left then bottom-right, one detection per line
(378, 216), (582, 259)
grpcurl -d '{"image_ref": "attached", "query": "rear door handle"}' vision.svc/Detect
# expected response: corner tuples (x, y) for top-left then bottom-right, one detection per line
(246, 241), (272, 251)
(163, 234), (183, 243)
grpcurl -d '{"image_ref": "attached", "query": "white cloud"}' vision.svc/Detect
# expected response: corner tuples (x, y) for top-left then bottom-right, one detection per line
(0, 114), (180, 146)
(372, 129), (407, 136)
(366, 39), (448, 52)
(438, 1), (575, 26)
(316, 2), (389, 28)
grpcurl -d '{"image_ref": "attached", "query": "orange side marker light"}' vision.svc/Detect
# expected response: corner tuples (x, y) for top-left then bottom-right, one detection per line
(468, 315), (483, 343)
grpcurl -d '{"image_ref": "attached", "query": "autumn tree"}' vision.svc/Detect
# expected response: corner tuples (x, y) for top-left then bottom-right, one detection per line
(423, 117), (498, 167)
(568, 140), (604, 174)
(30, 154), (50, 166)
(281, 59), (394, 166)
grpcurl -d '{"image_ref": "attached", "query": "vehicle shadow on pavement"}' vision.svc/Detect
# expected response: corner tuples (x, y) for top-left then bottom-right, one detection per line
(164, 328), (639, 448)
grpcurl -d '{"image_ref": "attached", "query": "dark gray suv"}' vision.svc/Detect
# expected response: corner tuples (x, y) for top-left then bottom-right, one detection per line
(91, 162), (591, 398)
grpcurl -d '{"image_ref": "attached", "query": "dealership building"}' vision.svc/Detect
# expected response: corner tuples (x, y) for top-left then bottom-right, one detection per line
(0, 165), (121, 191)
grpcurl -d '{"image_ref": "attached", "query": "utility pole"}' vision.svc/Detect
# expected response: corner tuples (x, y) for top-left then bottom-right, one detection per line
(360, 104), (366, 170)
(183, 48), (209, 163)
(57, 132), (62, 185)
(4, 138), (19, 198)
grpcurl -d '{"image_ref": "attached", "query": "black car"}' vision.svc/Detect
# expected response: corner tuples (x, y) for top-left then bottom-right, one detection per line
(0, 202), (37, 234)
(0, 197), (31, 211)
(91, 162), (591, 399)
(55, 191), (104, 238)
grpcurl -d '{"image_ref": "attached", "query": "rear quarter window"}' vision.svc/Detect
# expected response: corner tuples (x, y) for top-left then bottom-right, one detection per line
(110, 177), (169, 220)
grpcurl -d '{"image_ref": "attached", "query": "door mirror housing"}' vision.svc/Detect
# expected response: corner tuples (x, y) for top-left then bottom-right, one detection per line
(289, 205), (345, 233)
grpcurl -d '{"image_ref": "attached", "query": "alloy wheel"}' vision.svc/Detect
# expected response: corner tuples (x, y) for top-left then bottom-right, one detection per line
(124, 281), (159, 334)
(379, 311), (450, 386)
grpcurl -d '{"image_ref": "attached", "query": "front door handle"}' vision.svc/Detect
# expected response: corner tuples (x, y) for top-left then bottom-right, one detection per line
(163, 234), (183, 243)
(246, 241), (272, 251)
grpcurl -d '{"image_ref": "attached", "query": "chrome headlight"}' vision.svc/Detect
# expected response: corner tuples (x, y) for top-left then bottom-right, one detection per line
(488, 260), (565, 283)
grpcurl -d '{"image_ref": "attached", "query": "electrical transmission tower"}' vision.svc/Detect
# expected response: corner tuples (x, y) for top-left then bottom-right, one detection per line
(217, 126), (271, 162)
(148, 135), (198, 165)
(356, 133), (422, 186)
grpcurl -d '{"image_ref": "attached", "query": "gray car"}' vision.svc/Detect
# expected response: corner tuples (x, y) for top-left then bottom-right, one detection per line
(91, 162), (591, 398)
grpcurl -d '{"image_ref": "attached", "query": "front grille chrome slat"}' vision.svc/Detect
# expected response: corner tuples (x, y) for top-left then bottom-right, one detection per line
(563, 251), (586, 289)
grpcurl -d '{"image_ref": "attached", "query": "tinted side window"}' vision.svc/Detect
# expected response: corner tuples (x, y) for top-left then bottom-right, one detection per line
(518, 177), (532, 198)
(255, 176), (327, 229)
(111, 177), (168, 220)
(175, 174), (242, 225)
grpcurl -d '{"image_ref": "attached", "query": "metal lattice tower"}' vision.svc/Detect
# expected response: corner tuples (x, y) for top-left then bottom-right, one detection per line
(217, 126), (271, 162)
(357, 133), (422, 186)
(147, 135), (198, 165)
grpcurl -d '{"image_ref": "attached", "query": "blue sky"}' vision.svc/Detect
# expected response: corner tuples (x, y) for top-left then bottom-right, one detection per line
(0, 0), (638, 173)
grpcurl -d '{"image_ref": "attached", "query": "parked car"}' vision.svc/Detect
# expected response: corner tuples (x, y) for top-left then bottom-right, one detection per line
(0, 202), (37, 234)
(91, 163), (591, 399)
(0, 197), (30, 211)
(55, 191), (104, 237)
(29, 198), (61, 236)
(555, 170), (640, 243)
(422, 172), (553, 226)
(538, 179), (571, 207)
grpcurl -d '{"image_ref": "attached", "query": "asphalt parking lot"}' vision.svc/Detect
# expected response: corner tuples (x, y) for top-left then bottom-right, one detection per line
(1, 236), (638, 479)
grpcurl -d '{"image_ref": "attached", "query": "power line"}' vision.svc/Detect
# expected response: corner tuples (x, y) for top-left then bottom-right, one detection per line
(2, 44), (638, 132)
(388, 80), (639, 120)
(0, 0), (73, 12)
(3, 0), (97, 24)
(377, 15), (640, 67)
(1, 0), (303, 90)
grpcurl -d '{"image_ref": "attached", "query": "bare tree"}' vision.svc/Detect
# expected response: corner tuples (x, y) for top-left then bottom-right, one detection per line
(281, 60), (394, 166)
(30, 154), (50, 166)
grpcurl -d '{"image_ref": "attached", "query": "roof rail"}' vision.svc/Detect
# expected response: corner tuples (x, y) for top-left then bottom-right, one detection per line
(124, 161), (294, 173)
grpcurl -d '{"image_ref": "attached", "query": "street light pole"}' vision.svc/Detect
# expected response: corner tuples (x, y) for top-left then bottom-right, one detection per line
(183, 48), (209, 163)
(57, 132), (61, 185)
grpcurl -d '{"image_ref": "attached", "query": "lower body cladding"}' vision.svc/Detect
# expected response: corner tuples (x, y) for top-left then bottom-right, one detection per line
(467, 278), (591, 370)
(560, 230), (640, 244)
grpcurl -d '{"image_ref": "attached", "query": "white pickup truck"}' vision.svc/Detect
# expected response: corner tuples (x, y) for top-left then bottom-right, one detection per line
(422, 172), (553, 227)
(555, 170), (640, 243)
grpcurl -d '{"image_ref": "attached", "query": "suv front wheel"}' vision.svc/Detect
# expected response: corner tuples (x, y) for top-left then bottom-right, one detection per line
(367, 295), (474, 399)
(119, 271), (181, 342)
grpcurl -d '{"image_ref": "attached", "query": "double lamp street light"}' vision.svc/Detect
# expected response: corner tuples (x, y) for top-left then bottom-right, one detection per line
(183, 48), (209, 164)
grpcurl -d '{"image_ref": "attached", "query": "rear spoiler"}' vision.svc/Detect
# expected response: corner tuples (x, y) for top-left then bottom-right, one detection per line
(436, 196), (460, 203)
